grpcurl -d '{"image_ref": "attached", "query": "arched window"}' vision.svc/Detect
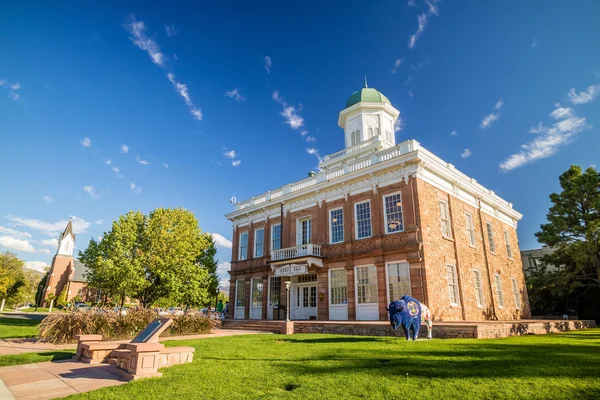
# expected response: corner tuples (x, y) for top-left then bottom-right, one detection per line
(375, 127), (380, 137)
(368, 128), (373, 138)
(64, 241), (71, 254)
(356, 129), (361, 144)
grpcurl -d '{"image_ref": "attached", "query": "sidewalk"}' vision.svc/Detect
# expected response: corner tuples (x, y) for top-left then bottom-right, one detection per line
(0, 329), (270, 356)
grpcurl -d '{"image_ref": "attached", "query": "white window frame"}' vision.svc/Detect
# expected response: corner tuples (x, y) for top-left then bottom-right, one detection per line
(251, 278), (263, 307)
(270, 223), (282, 252)
(354, 200), (372, 240)
(511, 277), (521, 309)
(446, 263), (460, 306)
(504, 230), (513, 259)
(383, 192), (404, 234)
(472, 269), (485, 308)
(238, 231), (248, 261)
(465, 212), (476, 247)
(486, 222), (496, 253)
(386, 261), (411, 304)
(329, 268), (348, 306)
(296, 216), (312, 246)
(355, 265), (378, 305)
(494, 274), (505, 308)
(439, 200), (453, 239)
(329, 207), (344, 244)
(254, 228), (264, 258)
(235, 280), (245, 307)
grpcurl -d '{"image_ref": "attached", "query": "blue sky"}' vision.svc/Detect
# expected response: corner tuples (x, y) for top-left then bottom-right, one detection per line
(1, 1), (599, 288)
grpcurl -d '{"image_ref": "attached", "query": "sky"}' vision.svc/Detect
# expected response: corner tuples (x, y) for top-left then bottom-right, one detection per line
(1, 1), (600, 290)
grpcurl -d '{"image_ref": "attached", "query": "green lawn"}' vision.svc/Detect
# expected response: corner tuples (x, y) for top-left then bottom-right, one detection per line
(66, 328), (600, 400)
(0, 351), (74, 367)
(0, 317), (39, 339)
(18, 307), (55, 313)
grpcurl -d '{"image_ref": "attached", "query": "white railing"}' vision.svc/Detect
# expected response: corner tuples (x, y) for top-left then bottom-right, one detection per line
(271, 244), (322, 261)
(324, 136), (379, 161)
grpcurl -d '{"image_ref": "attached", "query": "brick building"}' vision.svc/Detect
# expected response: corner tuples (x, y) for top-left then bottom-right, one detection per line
(225, 84), (530, 322)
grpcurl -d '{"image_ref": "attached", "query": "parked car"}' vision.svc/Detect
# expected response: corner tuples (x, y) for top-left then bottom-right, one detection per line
(167, 307), (184, 316)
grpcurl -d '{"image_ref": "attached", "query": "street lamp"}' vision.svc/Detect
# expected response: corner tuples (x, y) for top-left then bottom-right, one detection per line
(285, 281), (291, 322)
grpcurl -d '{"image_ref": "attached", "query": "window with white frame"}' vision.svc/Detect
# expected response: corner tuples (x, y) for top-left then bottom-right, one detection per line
(387, 262), (411, 302)
(446, 264), (459, 306)
(486, 222), (496, 253)
(355, 201), (372, 239)
(238, 232), (248, 260)
(439, 200), (452, 239)
(251, 278), (263, 307)
(494, 274), (505, 308)
(235, 280), (245, 307)
(269, 277), (280, 307)
(271, 224), (281, 251)
(465, 212), (476, 247)
(254, 228), (264, 258)
(297, 217), (311, 245)
(472, 270), (484, 308)
(504, 230), (513, 258)
(330, 269), (348, 305)
(384, 193), (404, 234)
(356, 265), (377, 304)
(330, 208), (344, 244)
(351, 130), (361, 146)
(511, 277), (521, 309)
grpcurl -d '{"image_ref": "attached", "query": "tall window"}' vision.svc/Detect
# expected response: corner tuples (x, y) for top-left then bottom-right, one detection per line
(269, 277), (281, 307)
(472, 270), (484, 308)
(511, 277), (521, 309)
(388, 262), (411, 302)
(384, 193), (404, 234)
(235, 280), (245, 307)
(254, 228), (264, 258)
(465, 212), (476, 246)
(494, 274), (505, 308)
(504, 230), (513, 258)
(271, 224), (281, 251)
(446, 264), (459, 306)
(298, 218), (311, 245)
(368, 127), (373, 137)
(239, 232), (248, 260)
(439, 200), (452, 239)
(356, 265), (377, 304)
(330, 269), (348, 305)
(355, 201), (372, 239)
(251, 278), (263, 307)
(330, 208), (344, 244)
(351, 130), (361, 146)
(486, 222), (496, 253)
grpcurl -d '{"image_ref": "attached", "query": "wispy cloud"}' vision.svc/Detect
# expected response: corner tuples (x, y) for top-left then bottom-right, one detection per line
(136, 156), (149, 165)
(391, 58), (404, 73)
(531, 38), (538, 48)
(0, 236), (36, 253)
(480, 98), (503, 129)
(105, 159), (112, 165)
(111, 167), (120, 174)
(408, 91), (414, 99)
(264, 56), (272, 74)
(165, 25), (178, 37)
(306, 148), (323, 163)
(450, 130), (457, 136)
(38, 248), (51, 254)
(6, 215), (92, 236)
(499, 104), (590, 172)
(44, 195), (53, 203)
(1, 80), (22, 102)
(83, 185), (99, 199)
(272, 90), (304, 130)
(394, 117), (404, 133)
(163, 163), (169, 168)
(225, 88), (245, 102)
(461, 148), (472, 158)
(232, 160), (241, 167)
(130, 182), (142, 194)
(81, 137), (92, 147)
(121, 144), (129, 154)
(40, 238), (58, 247)
(224, 150), (236, 159)
(408, 1), (439, 49)
(0, 226), (32, 239)
(167, 73), (203, 120)
(568, 84), (600, 104)
(123, 15), (164, 66)
(211, 233), (232, 249)
(94, 219), (103, 225)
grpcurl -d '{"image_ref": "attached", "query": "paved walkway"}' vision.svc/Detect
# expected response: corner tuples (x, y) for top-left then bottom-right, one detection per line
(0, 329), (269, 356)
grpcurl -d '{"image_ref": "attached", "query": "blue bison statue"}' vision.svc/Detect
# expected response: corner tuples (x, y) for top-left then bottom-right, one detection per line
(387, 296), (433, 340)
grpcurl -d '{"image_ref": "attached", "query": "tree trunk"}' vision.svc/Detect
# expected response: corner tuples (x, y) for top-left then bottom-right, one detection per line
(120, 292), (125, 308)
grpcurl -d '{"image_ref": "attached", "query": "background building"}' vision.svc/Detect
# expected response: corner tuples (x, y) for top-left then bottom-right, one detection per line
(225, 84), (530, 322)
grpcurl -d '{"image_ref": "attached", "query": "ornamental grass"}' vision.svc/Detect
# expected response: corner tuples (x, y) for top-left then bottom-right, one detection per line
(38, 308), (221, 343)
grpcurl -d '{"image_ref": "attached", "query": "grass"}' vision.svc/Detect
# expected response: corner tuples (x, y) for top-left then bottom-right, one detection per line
(0, 351), (74, 367)
(0, 317), (39, 339)
(65, 328), (600, 400)
(18, 307), (55, 313)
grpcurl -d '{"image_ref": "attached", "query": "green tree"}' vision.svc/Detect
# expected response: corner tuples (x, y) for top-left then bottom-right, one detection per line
(8, 271), (41, 309)
(81, 207), (217, 308)
(0, 251), (25, 305)
(536, 165), (600, 319)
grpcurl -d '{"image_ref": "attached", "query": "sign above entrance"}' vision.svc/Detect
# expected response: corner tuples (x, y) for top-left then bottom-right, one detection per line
(274, 264), (308, 277)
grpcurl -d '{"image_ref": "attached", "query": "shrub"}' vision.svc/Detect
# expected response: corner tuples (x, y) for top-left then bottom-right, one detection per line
(38, 308), (221, 343)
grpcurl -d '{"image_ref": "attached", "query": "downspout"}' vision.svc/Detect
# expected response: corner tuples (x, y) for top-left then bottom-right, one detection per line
(410, 176), (426, 306)
(477, 197), (497, 320)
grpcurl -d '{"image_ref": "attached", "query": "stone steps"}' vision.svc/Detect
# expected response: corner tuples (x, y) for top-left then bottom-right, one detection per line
(222, 320), (285, 333)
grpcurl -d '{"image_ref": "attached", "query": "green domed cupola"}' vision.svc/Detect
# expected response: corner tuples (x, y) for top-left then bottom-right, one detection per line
(345, 77), (391, 108)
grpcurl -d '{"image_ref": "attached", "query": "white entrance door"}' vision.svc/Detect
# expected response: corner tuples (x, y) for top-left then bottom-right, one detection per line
(290, 284), (317, 320)
(267, 277), (281, 320)
(355, 265), (379, 320)
(235, 280), (245, 319)
(250, 278), (263, 320)
(329, 268), (348, 320)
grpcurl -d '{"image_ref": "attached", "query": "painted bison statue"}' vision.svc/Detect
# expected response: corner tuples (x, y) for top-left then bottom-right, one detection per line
(387, 295), (432, 340)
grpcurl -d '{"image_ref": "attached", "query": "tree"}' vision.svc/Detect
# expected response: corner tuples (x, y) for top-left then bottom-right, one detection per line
(536, 165), (600, 319)
(0, 251), (25, 305)
(8, 271), (41, 309)
(81, 207), (218, 308)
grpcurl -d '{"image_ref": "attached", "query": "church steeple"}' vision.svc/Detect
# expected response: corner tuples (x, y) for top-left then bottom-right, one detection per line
(56, 219), (75, 257)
